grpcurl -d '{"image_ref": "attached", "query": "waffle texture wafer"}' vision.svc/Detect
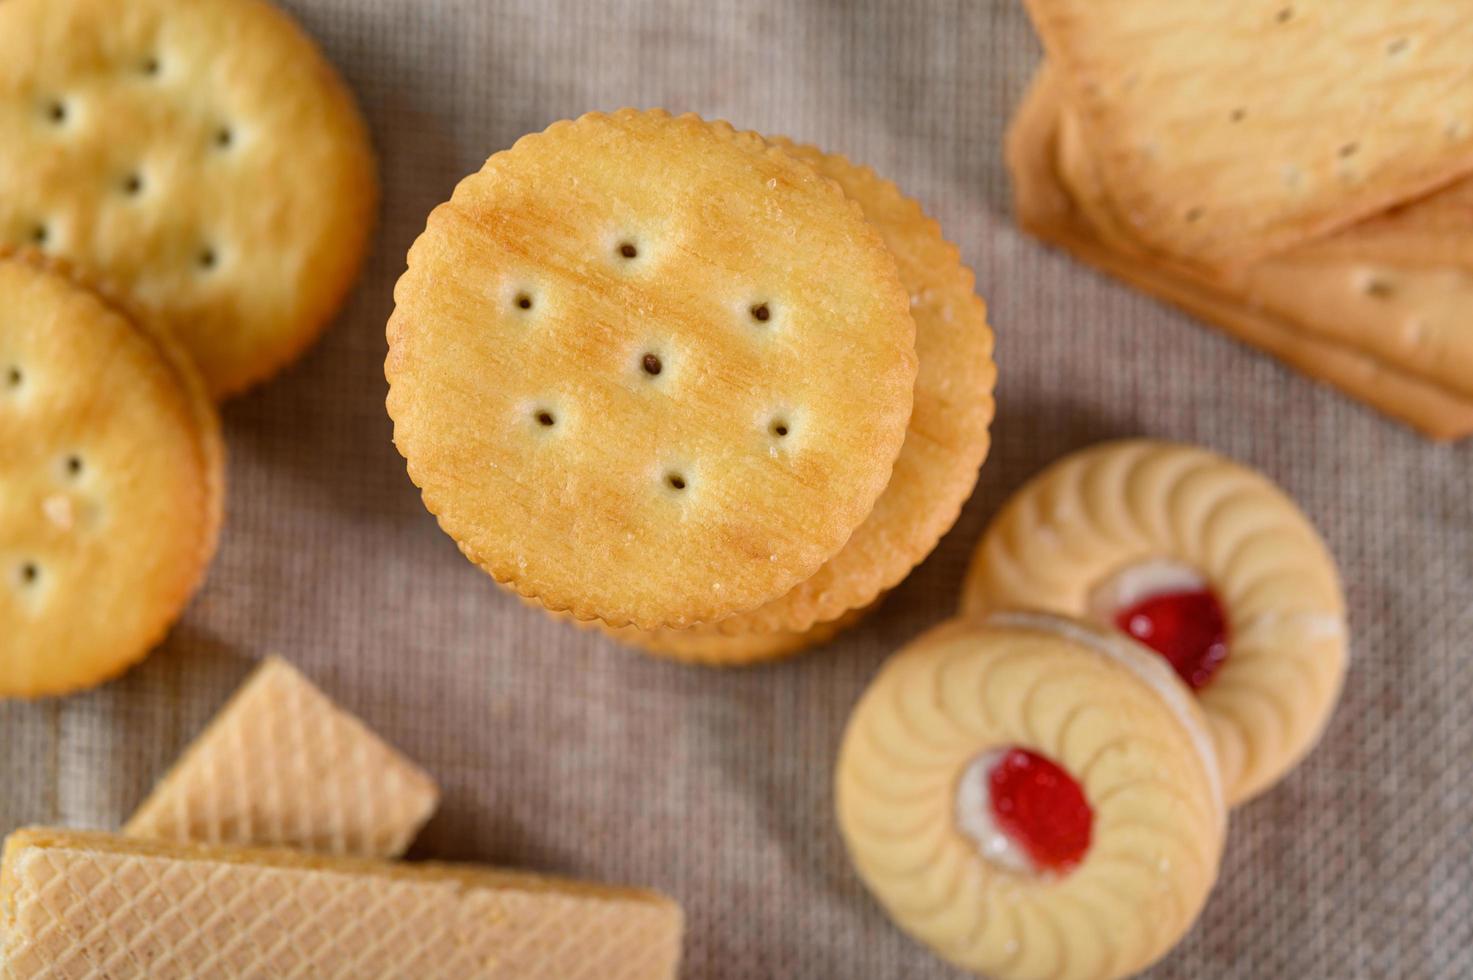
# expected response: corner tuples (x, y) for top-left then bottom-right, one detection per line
(0, 0), (378, 397)
(1024, 0), (1473, 268)
(387, 109), (916, 630)
(0, 828), (683, 980)
(125, 657), (439, 857)
(1006, 71), (1473, 440)
(0, 252), (223, 697)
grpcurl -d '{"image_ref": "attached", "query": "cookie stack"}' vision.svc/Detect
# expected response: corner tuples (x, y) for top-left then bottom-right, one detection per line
(2, 657), (683, 977)
(1007, 1), (1473, 440)
(387, 109), (996, 665)
(1, 0), (377, 696)
(836, 441), (1349, 980)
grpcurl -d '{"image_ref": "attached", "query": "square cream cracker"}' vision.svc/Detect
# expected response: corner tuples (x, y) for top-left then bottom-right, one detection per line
(125, 657), (439, 857)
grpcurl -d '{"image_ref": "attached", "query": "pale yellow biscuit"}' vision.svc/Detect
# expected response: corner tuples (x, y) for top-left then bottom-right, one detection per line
(961, 440), (1347, 805)
(0, 253), (223, 698)
(1051, 82), (1473, 405)
(1, 828), (683, 979)
(683, 139), (994, 636)
(387, 110), (917, 630)
(598, 597), (878, 666)
(1006, 71), (1473, 440)
(0, 0), (378, 398)
(836, 616), (1223, 980)
(126, 657), (439, 858)
(1025, 0), (1473, 268)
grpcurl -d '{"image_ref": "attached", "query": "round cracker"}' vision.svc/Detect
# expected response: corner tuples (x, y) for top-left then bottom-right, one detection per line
(387, 110), (916, 630)
(0, 0), (377, 398)
(707, 140), (995, 635)
(0, 253), (224, 697)
(599, 597), (881, 667)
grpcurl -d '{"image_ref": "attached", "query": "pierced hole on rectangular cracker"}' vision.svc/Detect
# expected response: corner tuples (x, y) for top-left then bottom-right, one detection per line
(1387, 38), (1409, 56)
(30, 224), (49, 247)
(5, 366), (22, 389)
(63, 454), (84, 478)
(665, 471), (687, 491)
(141, 56), (162, 77)
(749, 302), (771, 323)
(617, 241), (639, 260)
(44, 100), (67, 124)
(1338, 142), (1359, 159)
(1183, 207), (1204, 223)
(215, 127), (235, 149)
(122, 173), (144, 196)
(198, 247), (219, 270)
(17, 562), (39, 587)
(1229, 108), (1246, 123)
(1275, 6), (1293, 23)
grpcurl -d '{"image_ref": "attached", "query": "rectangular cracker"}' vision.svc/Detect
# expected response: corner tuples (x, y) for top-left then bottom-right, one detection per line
(1024, 0), (1473, 268)
(125, 657), (439, 858)
(1050, 84), (1473, 403)
(0, 828), (683, 980)
(1006, 71), (1473, 441)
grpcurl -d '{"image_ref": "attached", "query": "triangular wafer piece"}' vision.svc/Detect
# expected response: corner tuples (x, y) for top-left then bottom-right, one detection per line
(1006, 72), (1473, 440)
(125, 657), (438, 857)
(1, 828), (682, 979)
(1025, 0), (1473, 268)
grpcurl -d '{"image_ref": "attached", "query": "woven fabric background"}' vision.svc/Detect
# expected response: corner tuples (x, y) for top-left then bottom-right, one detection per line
(3, 1), (1470, 976)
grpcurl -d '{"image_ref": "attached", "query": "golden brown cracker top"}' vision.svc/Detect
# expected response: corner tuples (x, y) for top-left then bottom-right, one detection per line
(1025, 0), (1473, 268)
(387, 110), (917, 630)
(0, 0), (378, 398)
(707, 139), (994, 634)
(0, 254), (223, 698)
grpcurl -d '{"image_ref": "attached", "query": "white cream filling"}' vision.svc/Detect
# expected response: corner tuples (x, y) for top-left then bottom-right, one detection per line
(1086, 558), (1206, 625)
(987, 611), (1226, 826)
(954, 749), (1037, 875)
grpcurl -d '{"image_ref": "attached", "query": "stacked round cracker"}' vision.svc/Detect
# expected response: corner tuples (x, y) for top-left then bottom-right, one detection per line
(1, 0), (376, 695)
(387, 109), (996, 664)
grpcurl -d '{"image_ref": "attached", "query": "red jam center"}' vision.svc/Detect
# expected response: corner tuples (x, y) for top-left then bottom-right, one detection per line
(1114, 588), (1230, 690)
(987, 748), (1093, 874)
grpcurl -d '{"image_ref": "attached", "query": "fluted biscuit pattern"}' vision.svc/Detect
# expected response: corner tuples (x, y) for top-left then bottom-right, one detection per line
(961, 440), (1347, 804)
(836, 620), (1223, 980)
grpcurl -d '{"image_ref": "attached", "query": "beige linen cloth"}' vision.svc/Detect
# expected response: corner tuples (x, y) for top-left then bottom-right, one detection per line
(2, 1), (1469, 976)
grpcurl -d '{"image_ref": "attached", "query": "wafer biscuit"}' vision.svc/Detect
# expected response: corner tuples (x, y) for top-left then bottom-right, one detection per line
(1006, 72), (1473, 440)
(0, 828), (682, 980)
(0, 252), (222, 698)
(1024, 0), (1473, 268)
(0, 0), (377, 397)
(387, 109), (916, 630)
(126, 657), (439, 857)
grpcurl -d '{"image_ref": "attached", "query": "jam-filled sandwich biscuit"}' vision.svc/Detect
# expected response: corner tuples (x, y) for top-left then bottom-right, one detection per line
(0, 0), (377, 398)
(0, 254), (223, 697)
(837, 615), (1224, 980)
(961, 440), (1347, 804)
(388, 110), (916, 630)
